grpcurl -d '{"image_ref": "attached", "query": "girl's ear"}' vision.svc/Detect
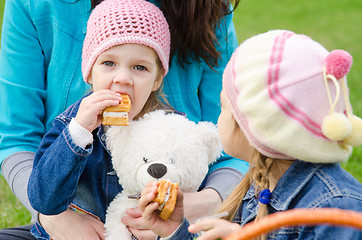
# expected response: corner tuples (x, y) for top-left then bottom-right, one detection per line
(87, 75), (92, 84)
(152, 74), (163, 91)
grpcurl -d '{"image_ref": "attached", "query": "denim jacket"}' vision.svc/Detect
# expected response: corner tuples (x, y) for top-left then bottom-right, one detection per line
(28, 97), (122, 239)
(166, 161), (362, 239)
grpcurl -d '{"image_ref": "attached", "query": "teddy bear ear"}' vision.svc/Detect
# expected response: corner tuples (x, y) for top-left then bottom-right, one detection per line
(196, 122), (223, 164)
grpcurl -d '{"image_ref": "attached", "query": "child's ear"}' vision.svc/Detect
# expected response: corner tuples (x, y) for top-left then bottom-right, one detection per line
(87, 75), (92, 84)
(152, 74), (163, 91)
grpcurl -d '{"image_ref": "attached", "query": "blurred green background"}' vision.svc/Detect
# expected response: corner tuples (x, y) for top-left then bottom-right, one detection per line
(0, 0), (361, 229)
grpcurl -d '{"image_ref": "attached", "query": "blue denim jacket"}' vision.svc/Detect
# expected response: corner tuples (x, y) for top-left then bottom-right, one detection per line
(28, 97), (122, 239)
(166, 161), (362, 239)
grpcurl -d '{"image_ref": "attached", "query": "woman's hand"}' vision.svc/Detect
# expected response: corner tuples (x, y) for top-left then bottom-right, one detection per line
(138, 181), (184, 238)
(125, 186), (222, 238)
(39, 208), (106, 240)
(188, 218), (240, 240)
(75, 90), (122, 132)
(183, 188), (222, 224)
(122, 208), (157, 240)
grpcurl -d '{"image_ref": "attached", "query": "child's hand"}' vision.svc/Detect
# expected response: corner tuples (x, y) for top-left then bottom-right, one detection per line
(138, 181), (184, 238)
(75, 90), (122, 132)
(39, 209), (106, 240)
(188, 218), (240, 240)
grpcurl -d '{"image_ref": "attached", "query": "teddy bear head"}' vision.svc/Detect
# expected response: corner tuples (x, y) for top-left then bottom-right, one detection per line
(105, 110), (222, 194)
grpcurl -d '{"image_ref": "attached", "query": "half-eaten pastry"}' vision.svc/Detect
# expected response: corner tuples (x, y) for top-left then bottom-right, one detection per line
(152, 179), (178, 220)
(101, 94), (131, 126)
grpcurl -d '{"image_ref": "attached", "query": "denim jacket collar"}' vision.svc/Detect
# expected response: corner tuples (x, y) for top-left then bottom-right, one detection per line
(243, 161), (322, 212)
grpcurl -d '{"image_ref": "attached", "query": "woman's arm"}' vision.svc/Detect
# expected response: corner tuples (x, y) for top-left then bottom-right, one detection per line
(0, 0), (47, 160)
(1, 152), (38, 222)
(0, 0), (47, 221)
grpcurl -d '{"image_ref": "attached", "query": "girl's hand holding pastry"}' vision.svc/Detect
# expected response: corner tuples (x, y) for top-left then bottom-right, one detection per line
(75, 90), (122, 132)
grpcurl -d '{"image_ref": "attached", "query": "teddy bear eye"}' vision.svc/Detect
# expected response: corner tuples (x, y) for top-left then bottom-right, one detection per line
(169, 158), (175, 164)
(143, 157), (149, 163)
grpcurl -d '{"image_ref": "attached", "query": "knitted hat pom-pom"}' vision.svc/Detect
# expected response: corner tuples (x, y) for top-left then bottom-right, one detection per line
(325, 50), (353, 80)
(322, 112), (352, 141)
(344, 116), (362, 146)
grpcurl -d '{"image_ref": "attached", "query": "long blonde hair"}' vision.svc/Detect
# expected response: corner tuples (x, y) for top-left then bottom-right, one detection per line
(217, 119), (290, 239)
(134, 64), (174, 120)
(218, 150), (276, 220)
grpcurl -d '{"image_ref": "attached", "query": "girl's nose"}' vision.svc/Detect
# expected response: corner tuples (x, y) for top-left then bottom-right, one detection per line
(113, 69), (133, 85)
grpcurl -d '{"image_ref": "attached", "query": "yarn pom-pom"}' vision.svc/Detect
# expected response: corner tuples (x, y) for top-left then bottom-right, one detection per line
(344, 116), (362, 146)
(322, 112), (352, 141)
(325, 50), (353, 79)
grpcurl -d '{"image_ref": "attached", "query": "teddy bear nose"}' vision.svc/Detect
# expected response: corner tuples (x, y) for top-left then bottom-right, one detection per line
(147, 163), (167, 179)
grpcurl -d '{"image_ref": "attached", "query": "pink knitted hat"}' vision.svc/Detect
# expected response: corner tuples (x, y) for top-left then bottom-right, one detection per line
(82, 0), (171, 82)
(223, 30), (362, 163)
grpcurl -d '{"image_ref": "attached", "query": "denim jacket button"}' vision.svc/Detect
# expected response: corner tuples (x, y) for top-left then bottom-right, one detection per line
(101, 134), (106, 141)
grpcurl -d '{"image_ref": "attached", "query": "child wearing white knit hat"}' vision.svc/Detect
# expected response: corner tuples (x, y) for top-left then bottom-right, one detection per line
(139, 30), (362, 240)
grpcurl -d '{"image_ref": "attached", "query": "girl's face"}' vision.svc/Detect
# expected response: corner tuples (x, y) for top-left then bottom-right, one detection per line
(218, 90), (255, 162)
(89, 44), (162, 120)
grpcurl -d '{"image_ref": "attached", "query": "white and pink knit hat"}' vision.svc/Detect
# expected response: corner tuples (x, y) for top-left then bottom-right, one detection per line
(223, 30), (362, 163)
(82, 0), (171, 82)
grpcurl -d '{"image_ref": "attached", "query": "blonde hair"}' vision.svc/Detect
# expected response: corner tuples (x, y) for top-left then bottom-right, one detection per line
(217, 118), (288, 240)
(135, 82), (174, 120)
(134, 63), (174, 120)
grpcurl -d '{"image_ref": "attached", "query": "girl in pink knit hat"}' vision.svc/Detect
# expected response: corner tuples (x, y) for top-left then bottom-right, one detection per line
(139, 30), (362, 240)
(27, 0), (174, 239)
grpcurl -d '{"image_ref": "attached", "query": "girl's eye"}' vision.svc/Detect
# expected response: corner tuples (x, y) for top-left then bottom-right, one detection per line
(134, 65), (146, 71)
(143, 157), (149, 163)
(169, 158), (175, 164)
(103, 61), (114, 67)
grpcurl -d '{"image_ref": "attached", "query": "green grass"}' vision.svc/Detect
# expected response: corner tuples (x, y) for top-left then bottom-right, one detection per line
(0, 176), (32, 227)
(0, 0), (361, 229)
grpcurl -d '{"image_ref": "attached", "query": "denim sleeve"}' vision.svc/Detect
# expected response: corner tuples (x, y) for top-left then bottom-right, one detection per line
(0, 0), (47, 167)
(27, 118), (93, 215)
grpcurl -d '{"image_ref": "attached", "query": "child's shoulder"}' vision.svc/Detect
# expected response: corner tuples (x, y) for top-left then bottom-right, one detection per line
(297, 163), (362, 210)
(316, 163), (362, 192)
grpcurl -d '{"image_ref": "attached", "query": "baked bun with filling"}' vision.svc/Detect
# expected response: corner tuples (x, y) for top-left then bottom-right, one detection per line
(101, 94), (131, 126)
(152, 179), (178, 220)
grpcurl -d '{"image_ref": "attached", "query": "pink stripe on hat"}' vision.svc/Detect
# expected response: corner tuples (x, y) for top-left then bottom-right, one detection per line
(267, 32), (324, 137)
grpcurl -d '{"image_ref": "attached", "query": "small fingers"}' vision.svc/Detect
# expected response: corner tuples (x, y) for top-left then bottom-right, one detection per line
(189, 219), (239, 240)
(122, 213), (147, 230)
(138, 181), (158, 213)
(142, 201), (159, 223)
(126, 207), (142, 218)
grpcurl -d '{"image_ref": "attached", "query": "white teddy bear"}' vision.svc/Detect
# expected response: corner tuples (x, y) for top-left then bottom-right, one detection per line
(104, 110), (222, 240)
